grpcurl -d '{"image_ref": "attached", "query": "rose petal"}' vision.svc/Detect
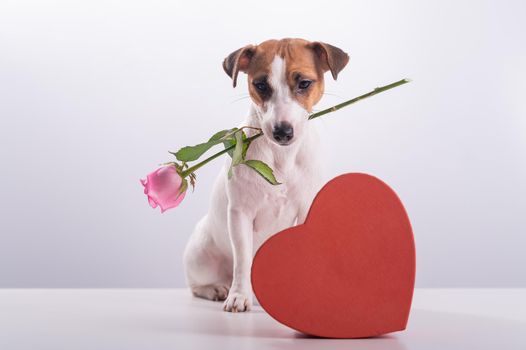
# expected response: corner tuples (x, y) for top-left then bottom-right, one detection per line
(148, 196), (158, 208)
(141, 165), (187, 213)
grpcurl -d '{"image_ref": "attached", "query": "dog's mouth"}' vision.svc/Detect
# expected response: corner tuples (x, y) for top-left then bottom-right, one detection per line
(267, 133), (295, 147)
(275, 139), (294, 146)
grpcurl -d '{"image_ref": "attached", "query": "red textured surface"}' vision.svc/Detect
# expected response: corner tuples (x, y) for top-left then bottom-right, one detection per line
(251, 173), (416, 338)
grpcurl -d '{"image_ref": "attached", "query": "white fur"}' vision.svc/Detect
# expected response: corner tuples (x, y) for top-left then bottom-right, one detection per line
(183, 56), (323, 312)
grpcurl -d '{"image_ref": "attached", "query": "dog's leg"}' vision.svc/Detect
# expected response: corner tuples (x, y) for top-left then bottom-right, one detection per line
(296, 174), (323, 224)
(183, 216), (231, 301)
(223, 208), (254, 312)
(297, 202), (311, 225)
(296, 139), (324, 225)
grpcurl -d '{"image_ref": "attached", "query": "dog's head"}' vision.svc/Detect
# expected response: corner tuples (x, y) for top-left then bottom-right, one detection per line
(223, 38), (349, 146)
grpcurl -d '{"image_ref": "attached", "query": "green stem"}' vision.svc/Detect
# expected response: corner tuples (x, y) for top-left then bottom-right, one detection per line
(181, 133), (263, 177)
(221, 126), (262, 140)
(308, 78), (411, 120)
(180, 78), (410, 178)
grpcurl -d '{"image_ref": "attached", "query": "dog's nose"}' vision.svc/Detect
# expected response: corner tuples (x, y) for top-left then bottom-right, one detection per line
(272, 122), (294, 144)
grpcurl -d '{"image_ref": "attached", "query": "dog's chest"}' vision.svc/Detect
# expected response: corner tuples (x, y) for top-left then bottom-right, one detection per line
(252, 184), (299, 249)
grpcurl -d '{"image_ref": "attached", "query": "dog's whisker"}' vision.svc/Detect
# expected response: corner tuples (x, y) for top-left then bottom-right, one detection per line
(322, 92), (344, 98)
(230, 96), (251, 104)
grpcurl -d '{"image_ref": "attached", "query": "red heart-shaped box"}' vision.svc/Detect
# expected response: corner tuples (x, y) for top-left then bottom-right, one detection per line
(251, 173), (415, 338)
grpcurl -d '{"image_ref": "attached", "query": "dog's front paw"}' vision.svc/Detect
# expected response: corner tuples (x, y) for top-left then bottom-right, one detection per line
(223, 291), (252, 312)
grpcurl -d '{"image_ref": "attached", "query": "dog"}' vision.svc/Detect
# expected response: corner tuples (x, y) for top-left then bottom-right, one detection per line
(183, 38), (349, 312)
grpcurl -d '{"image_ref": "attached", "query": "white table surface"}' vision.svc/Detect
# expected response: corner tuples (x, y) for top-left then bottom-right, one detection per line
(1, 288), (525, 349)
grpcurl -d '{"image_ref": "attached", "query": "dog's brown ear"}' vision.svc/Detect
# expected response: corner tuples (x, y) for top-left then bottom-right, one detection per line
(223, 45), (256, 88)
(310, 42), (349, 80)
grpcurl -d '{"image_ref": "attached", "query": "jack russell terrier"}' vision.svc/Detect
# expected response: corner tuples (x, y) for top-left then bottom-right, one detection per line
(183, 38), (349, 312)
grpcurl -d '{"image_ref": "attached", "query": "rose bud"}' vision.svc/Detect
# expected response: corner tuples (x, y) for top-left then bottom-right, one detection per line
(140, 165), (186, 213)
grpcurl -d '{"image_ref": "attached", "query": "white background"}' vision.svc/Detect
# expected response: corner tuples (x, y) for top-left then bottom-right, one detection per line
(0, 0), (524, 287)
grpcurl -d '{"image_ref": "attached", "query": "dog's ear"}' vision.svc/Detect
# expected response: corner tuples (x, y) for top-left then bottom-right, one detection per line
(310, 42), (349, 80)
(222, 45), (256, 88)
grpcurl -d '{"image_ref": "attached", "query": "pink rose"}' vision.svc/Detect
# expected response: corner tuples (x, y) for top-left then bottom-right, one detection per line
(141, 165), (186, 213)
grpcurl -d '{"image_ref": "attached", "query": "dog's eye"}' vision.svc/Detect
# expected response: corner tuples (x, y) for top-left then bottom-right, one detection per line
(298, 80), (312, 90)
(254, 81), (269, 93)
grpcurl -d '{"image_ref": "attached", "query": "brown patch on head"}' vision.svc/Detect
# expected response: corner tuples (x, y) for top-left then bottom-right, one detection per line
(223, 39), (349, 112)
